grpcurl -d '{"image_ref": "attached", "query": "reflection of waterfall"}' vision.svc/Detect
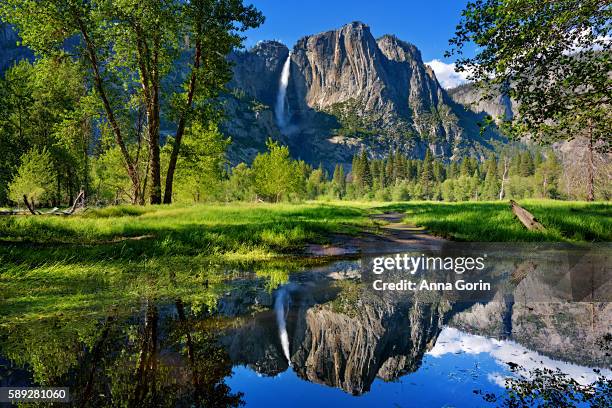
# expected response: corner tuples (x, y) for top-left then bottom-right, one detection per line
(274, 286), (291, 365)
(275, 53), (291, 129)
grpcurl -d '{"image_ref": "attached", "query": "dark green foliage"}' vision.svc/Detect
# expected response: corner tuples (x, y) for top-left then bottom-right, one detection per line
(328, 98), (378, 139)
(0, 58), (89, 206)
(332, 164), (347, 198)
(339, 146), (582, 202)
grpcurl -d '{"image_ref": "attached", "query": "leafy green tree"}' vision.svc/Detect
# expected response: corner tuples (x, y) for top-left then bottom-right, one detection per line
(2, 0), (263, 205)
(91, 144), (136, 205)
(0, 58), (90, 206)
(332, 164), (346, 198)
(163, 0), (264, 203)
(252, 139), (304, 202)
(306, 166), (326, 199)
(167, 121), (229, 203)
(226, 163), (255, 201)
(449, 0), (611, 201)
(8, 148), (56, 208)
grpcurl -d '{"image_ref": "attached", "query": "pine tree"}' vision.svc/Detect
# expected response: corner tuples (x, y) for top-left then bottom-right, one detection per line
(394, 152), (407, 181)
(449, 161), (459, 179)
(420, 150), (434, 199)
(433, 160), (446, 182)
(385, 154), (395, 185)
(351, 153), (363, 187)
(360, 149), (372, 190)
(332, 164), (346, 197)
(459, 159), (471, 178)
(519, 151), (535, 177)
(482, 156), (499, 200)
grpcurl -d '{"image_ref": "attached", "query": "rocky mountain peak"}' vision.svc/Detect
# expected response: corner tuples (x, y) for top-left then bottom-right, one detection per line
(376, 35), (422, 64)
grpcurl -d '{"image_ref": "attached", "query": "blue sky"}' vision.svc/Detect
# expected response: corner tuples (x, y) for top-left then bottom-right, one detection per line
(243, 0), (475, 88)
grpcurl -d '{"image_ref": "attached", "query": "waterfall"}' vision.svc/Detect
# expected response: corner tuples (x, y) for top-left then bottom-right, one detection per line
(275, 53), (291, 129)
(274, 285), (291, 365)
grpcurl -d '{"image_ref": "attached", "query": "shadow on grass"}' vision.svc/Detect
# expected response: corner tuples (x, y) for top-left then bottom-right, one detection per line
(0, 204), (370, 267)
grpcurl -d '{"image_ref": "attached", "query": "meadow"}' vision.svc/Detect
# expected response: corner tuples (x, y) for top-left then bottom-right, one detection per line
(381, 199), (612, 242)
(0, 200), (609, 323)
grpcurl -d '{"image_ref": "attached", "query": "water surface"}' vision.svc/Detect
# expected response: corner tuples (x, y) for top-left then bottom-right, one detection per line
(1, 245), (610, 407)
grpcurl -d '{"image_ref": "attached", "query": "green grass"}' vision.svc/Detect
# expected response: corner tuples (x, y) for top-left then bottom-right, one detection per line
(0, 203), (373, 323)
(377, 199), (612, 242)
(0, 202), (372, 259)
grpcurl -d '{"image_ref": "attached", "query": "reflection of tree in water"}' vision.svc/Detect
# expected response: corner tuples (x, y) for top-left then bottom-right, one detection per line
(92, 299), (242, 407)
(0, 299), (242, 407)
(173, 299), (244, 408)
(475, 363), (611, 408)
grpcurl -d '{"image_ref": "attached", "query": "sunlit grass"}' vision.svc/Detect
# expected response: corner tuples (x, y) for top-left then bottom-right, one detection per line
(376, 199), (611, 242)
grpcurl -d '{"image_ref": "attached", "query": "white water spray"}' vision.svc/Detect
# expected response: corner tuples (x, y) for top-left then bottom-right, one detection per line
(275, 53), (291, 129)
(274, 286), (291, 365)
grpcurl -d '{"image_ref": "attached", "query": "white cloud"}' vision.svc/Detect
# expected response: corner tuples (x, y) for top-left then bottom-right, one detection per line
(428, 327), (612, 386)
(425, 59), (471, 89)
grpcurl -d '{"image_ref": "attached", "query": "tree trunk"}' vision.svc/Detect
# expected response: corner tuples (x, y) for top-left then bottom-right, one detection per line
(23, 195), (37, 215)
(499, 157), (509, 200)
(148, 39), (162, 205)
(163, 39), (202, 204)
(586, 119), (595, 202)
(147, 99), (161, 204)
(74, 12), (141, 203)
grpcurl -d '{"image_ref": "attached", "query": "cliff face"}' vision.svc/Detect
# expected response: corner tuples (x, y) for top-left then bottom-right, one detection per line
(221, 41), (291, 164)
(0, 23), (33, 74)
(218, 278), (448, 395)
(224, 22), (501, 169)
(447, 83), (517, 123)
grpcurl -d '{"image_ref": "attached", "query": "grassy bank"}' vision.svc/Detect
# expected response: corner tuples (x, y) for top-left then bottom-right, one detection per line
(0, 202), (373, 259)
(377, 200), (611, 242)
(0, 203), (372, 322)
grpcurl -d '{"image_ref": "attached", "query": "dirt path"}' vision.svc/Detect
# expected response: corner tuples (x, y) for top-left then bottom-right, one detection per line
(305, 211), (447, 257)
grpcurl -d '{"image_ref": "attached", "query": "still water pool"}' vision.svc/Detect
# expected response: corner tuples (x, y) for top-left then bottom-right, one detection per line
(1, 246), (610, 407)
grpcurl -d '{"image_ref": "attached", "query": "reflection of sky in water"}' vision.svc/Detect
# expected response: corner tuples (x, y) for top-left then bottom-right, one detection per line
(226, 327), (610, 408)
(429, 327), (612, 387)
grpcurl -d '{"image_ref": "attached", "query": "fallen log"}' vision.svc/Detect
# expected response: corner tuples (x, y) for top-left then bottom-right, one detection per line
(66, 190), (85, 214)
(510, 200), (545, 231)
(6, 190), (88, 216)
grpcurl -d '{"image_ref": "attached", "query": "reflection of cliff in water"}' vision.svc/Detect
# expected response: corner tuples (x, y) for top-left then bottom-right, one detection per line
(219, 246), (611, 395)
(448, 244), (611, 368)
(220, 279), (448, 395)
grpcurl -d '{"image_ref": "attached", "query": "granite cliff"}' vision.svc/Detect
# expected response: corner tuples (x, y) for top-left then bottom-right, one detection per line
(223, 22), (501, 169)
